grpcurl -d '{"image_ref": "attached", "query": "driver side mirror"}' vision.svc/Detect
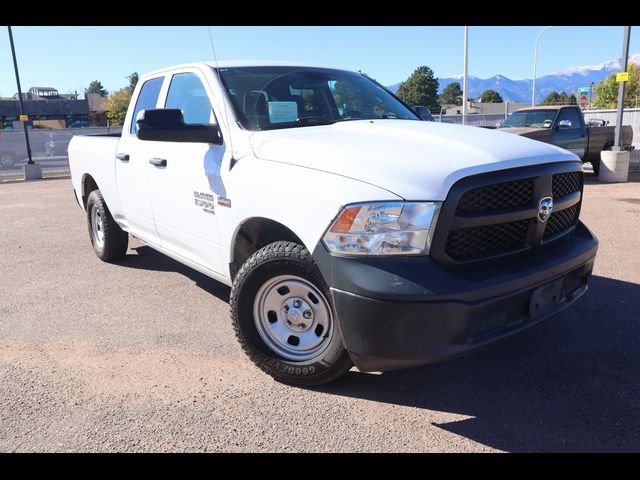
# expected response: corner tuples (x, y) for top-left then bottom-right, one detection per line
(557, 119), (572, 130)
(136, 109), (223, 144)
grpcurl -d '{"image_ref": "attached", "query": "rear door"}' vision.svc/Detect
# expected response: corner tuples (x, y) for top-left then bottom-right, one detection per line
(552, 107), (587, 159)
(115, 76), (165, 243)
(147, 68), (226, 274)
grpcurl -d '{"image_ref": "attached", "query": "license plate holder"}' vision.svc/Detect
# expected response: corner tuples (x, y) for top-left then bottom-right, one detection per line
(529, 277), (564, 319)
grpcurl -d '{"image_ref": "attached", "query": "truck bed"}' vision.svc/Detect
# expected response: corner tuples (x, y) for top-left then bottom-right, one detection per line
(68, 134), (121, 210)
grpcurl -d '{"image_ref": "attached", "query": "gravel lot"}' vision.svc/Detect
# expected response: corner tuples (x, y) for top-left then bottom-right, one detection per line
(1, 173), (639, 452)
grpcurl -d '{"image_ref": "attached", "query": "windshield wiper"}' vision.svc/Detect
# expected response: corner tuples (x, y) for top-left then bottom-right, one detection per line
(295, 116), (336, 126)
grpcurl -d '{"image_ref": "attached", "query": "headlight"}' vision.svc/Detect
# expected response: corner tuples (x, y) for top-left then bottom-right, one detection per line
(323, 202), (441, 256)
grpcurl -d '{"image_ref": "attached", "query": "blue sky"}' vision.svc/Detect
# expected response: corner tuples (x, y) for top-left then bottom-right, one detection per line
(0, 26), (638, 96)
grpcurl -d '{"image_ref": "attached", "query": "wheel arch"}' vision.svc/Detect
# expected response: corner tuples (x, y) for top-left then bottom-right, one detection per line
(229, 217), (305, 281)
(81, 173), (99, 209)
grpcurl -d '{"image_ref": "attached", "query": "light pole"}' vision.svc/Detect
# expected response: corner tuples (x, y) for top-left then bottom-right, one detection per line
(531, 26), (555, 107)
(462, 26), (469, 125)
(7, 27), (33, 165)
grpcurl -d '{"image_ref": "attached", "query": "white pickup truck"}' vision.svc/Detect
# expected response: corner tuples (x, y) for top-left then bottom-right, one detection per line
(69, 61), (598, 386)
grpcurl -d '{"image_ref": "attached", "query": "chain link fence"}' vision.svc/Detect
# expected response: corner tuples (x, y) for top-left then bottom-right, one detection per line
(436, 114), (506, 127)
(0, 127), (122, 182)
(2, 109), (639, 182)
(583, 108), (640, 171)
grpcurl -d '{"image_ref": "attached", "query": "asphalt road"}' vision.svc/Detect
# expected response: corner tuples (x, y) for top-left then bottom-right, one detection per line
(1, 174), (639, 452)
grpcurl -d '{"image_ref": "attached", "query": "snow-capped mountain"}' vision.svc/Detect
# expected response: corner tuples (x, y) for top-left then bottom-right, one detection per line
(387, 53), (640, 103)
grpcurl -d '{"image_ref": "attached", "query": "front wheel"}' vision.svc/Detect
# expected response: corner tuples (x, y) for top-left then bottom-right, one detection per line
(230, 241), (353, 386)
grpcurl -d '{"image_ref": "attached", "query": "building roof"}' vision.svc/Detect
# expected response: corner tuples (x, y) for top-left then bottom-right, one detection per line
(0, 98), (89, 116)
(470, 102), (529, 115)
(514, 105), (568, 111)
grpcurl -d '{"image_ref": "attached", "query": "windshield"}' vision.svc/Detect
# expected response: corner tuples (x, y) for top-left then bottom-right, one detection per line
(499, 109), (558, 128)
(216, 66), (419, 131)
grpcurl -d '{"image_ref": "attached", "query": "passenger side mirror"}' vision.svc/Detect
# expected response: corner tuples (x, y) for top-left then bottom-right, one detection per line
(557, 119), (572, 130)
(412, 105), (435, 121)
(136, 109), (223, 144)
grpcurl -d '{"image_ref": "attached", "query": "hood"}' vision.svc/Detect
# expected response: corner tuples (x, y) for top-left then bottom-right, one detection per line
(496, 126), (547, 136)
(250, 120), (578, 200)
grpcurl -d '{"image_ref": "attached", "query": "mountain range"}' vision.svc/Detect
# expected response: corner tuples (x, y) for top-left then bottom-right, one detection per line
(387, 53), (640, 104)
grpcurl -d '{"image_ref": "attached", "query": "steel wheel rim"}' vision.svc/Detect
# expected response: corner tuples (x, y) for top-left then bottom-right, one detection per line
(253, 274), (333, 361)
(90, 204), (105, 248)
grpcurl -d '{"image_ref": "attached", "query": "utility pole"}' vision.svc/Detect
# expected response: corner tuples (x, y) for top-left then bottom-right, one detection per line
(589, 81), (594, 109)
(462, 26), (469, 126)
(614, 26), (631, 150)
(600, 26), (633, 183)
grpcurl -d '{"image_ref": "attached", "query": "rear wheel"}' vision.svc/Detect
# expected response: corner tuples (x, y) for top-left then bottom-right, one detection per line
(230, 241), (353, 386)
(86, 189), (128, 262)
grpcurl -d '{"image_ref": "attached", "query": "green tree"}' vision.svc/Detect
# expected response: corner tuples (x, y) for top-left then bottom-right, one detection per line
(594, 63), (639, 109)
(86, 80), (108, 97)
(105, 88), (132, 126)
(541, 91), (561, 105)
(333, 80), (364, 113)
(127, 72), (139, 94)
(440, 82), (463, 105)
(479, 89), (503, 103)
(396, 66), (440, 111)
(569, 93), (578, 105)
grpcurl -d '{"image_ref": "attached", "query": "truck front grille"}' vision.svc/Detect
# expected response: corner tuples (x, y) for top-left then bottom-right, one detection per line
(430, 163), (584, 266)
(456, 178), (534, 214)
(552, 171), (583, 198)
(445, 220), (529, 260)
(543, 204), (580, 240)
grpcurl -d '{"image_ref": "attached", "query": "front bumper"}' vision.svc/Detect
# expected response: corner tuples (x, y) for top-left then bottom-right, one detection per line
(312, 221), (598, 372)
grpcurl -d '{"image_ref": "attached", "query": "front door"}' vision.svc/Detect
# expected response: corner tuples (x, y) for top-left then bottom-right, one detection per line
(147, 69), (226, 274)
(553, 107), (587, 159)
(115, 76), (165, 244)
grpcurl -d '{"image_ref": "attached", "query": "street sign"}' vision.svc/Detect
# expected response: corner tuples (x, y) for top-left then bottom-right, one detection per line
(580, 95), (588, 107)
(616, 72), (629, 82)
(578, 87), (590, 95)
(19, 114), (28, 121)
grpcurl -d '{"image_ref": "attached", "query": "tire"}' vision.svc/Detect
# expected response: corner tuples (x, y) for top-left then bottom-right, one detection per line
(230, 241), (353, 386)
(0, 152), (16, 170)
(591, 157), (600, 177)
(86, 189), (128, 262)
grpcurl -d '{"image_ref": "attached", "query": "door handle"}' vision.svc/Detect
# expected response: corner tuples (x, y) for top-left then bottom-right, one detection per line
(149, 158), (167, 167)
(116, 153), (129, 162)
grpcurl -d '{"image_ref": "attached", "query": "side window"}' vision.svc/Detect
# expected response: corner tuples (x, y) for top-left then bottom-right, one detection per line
(130, 77), (164, 135)
(165, 72), (215, 125)
(557, 108), (582, 130)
